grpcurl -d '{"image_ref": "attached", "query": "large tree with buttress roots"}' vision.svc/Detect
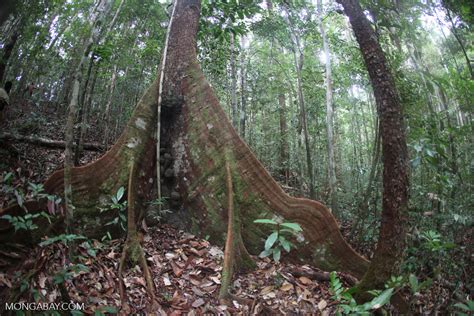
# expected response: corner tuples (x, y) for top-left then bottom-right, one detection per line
(0, 0), (408, 310)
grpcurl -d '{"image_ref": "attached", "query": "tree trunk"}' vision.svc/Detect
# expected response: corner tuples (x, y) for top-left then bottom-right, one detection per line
(104, 64), (117, 147)
(0, 31), (19, 83)
(1, 0), (369, 283)
(318, 0), (337, 214)
(229, 33), (239, 129)
(278, 93), (289, 183)
(445, 8), (473, 79)
(0, 0), (15, 28)
(294, 50), (315, 199)
(283, 7), (316, 199)
(77, 65), (99, 163)
(239, 38), (247, 138)
(64, 0), (113, 235)
(337, 0), (409, 303)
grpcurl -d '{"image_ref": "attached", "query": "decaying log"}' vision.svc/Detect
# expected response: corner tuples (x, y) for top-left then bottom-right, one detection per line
(0, 132), (105, 151)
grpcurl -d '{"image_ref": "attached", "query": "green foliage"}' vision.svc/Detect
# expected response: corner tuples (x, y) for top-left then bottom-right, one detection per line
(454, 300), (474, 316)
(39, 234), (87, 247)
(147, 197), (172, 222)
(329, 272), (394, 315)
(53, 263), (89, 285)
(1, 212), (51, 232)
(93, 306), (118, 316)
(254, 218), (302, 262)
(1, 172), (62, 214)
(421, 230), (456, 252)
(407, 274), (432, 294)
(100, 186), (127, 231)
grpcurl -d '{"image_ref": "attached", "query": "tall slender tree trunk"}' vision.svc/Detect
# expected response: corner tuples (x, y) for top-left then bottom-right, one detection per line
(0, 30), (19, 83)
(104, 64), (117, 147)
(293, 50), (315, 199)
(318, 0), (337, 214)
(239, 38), (247, 138)
(230, 33), (238, 129)
(445, 9), (473, 79)
(278, 93), (289, 183)
(337, 0), (409, 305)
(284, 7), (316, 199)
(64, 0), (112, 236)
(75, 65), (99, 165)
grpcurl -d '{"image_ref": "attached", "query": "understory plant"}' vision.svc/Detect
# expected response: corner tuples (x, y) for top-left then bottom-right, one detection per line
(329, 271), (394, 315)
(99, 186), (127, 231)
(253, 218), (302, 262)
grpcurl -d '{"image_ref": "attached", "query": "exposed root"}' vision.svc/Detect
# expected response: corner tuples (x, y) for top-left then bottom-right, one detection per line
(118, 162), (158, 311)
(219, 161), (254, 304)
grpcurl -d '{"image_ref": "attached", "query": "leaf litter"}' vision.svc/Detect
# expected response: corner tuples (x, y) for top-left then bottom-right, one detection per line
(0, 224), (356, 315)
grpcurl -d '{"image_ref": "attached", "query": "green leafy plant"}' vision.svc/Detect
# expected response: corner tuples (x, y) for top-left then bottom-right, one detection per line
(253, 218), (302, 262)
(407, 274), (432, 294)
(147, 197), (171, 222)
(421, 230), (455, 252)
(1, 172), (62, 215)
(329, 272), (394, 315)
(100, 186), (127, 231)
(53, 263), (89, 285)
(93, 306), (118, 316)
(1, 211), (51, 232)
(454, 300), (474, 316)
(39, 234), (87, 247)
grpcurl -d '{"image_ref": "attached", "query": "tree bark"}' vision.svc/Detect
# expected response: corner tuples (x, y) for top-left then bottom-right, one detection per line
(337, 0), (409, 302)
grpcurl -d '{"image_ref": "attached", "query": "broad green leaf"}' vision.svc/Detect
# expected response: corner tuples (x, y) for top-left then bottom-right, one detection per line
(409, 274), (418, 292)
(272, 247), (281, 262)
(259, 249), (271, 258)
(116, 186), (125, 201)
(279, 236), (291, 252)
(265, 232), (278, 250)
(280, 222), (302, 232)
(365, 288), (394, 310)
(454, 302), (472, 312)
(254, 218), (277, 225)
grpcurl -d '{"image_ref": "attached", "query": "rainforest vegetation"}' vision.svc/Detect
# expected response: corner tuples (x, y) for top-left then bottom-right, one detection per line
(0, 0), (472, 314)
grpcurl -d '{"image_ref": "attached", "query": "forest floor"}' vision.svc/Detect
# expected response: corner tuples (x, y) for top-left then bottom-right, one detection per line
(0, 101), (464, 314)
(0, 223), (358, 315)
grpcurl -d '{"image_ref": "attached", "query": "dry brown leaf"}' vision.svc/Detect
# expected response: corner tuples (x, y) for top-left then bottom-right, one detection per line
(298, 276), (312, 285)
(260, 285), (274, 295)
(170, 261), (183, 277)
(192, 286), (205, 296)
(210, 276), (221, 284)
(280, 282), (293, 292)
(192, 298), (205, 308)
(318, 299), (327, 311)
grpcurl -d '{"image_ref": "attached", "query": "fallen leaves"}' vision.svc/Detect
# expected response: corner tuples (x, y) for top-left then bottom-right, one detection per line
(1, 224), (353, 315)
